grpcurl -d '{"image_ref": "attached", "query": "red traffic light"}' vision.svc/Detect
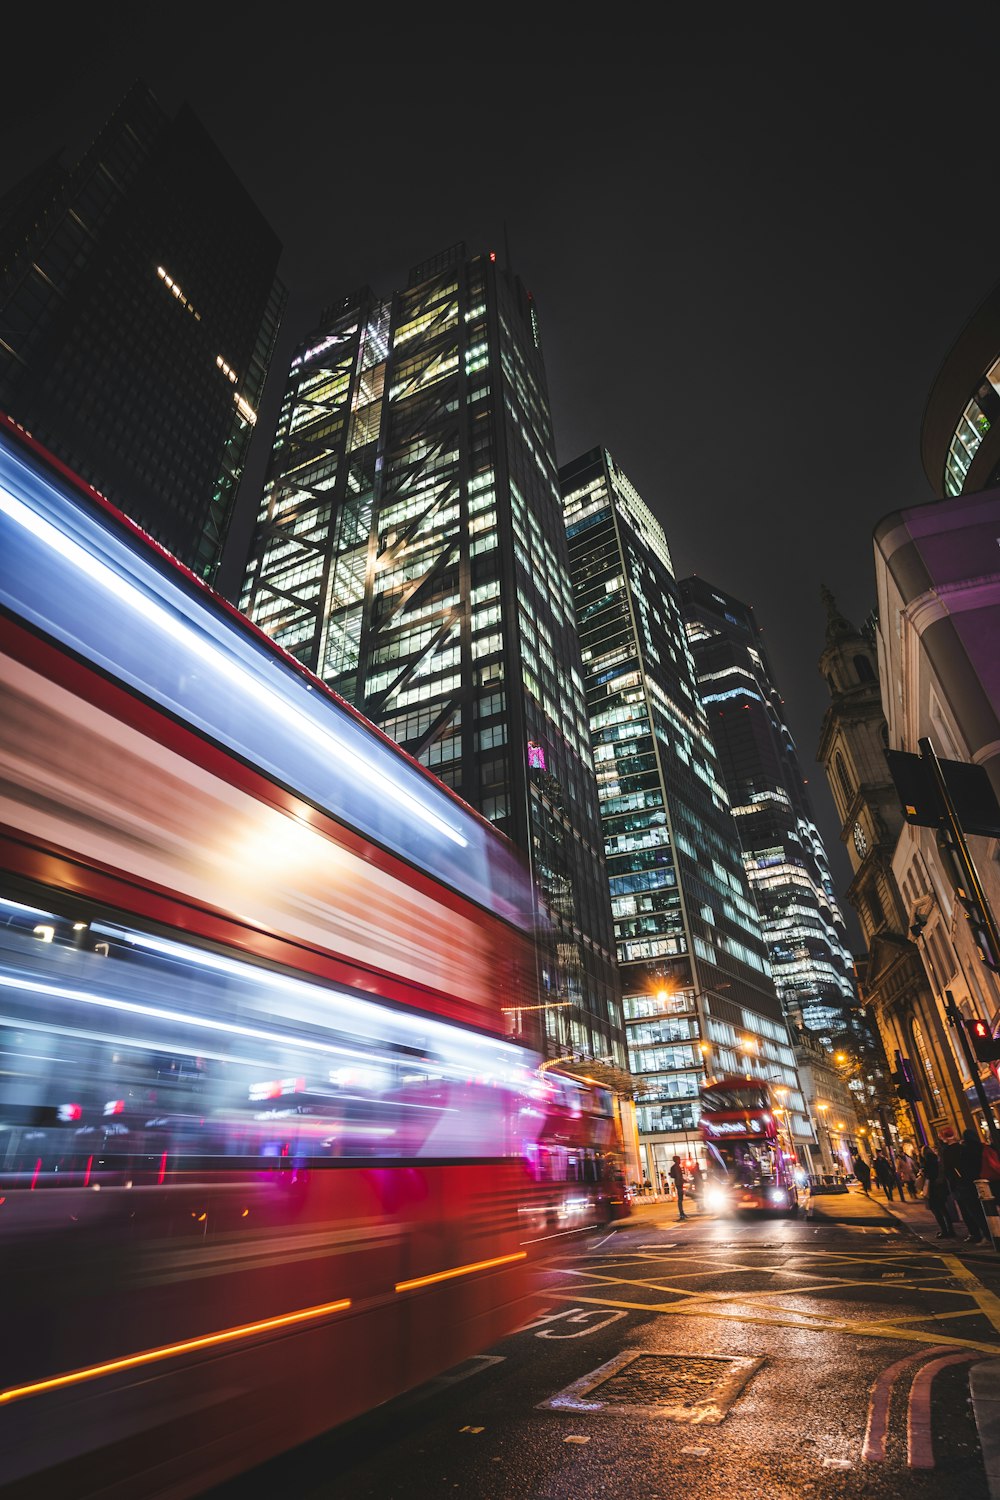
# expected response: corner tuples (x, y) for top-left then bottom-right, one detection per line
(966, 1016), (1000, 1063)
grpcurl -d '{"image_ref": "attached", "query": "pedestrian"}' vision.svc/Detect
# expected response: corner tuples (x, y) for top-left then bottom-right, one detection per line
(660, 1170), (669, 1198)
(896, 1150), (918, 1200)
(872, 1150), (897, 1201)
(949, 1126), (987, 1244)
(669, 1155), (688, 1220)
(981, 1136), (1000, 1194)
(920, 1140), (957, 1239)
(851, 1151), (871, 1194)
(691, 1160), (705, 1212)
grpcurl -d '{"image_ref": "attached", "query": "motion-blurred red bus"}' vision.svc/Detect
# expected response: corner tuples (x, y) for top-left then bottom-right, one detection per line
(699, 1074), (801, 1217)
(0, 414), (627, 1497)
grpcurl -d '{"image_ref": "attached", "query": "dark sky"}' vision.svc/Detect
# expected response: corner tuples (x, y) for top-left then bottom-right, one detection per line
(7, 4), (1000, 927)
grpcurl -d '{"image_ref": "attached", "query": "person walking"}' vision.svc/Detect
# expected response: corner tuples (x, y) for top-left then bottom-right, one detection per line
(669, 1155), (688, 1220)
(920, 1140), (957, 1239)
(873, 1150), (897, 1202)
(896, 1150), (918, 1200)
(949, 1126), (987, 1244)
(691, 1161), (705, 1212)
(851, 1151), (871, 1194)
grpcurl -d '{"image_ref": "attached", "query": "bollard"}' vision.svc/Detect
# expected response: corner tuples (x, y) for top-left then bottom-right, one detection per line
(976, 1180), (1000, 1250)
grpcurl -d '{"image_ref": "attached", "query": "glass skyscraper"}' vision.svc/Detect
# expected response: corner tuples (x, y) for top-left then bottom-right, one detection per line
(678, 576), (857, 1038)
(0, 82), (285, 582)
(560, 447), (811, 1176)
(240, 243), (622, 1065)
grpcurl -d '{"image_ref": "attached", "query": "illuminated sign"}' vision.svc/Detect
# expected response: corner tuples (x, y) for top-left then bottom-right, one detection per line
(527, 741), (547, 770)
(703, 1117), (767, 1136)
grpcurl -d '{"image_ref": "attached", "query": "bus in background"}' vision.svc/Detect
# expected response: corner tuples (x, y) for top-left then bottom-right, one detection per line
(522, 1067), (630, 1234)
(699, 1074), (801, 1218)
(0, 413), (627, 1499)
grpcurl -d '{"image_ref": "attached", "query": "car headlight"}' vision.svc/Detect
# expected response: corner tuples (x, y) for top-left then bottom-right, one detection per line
(704, 1186), (728, 1212)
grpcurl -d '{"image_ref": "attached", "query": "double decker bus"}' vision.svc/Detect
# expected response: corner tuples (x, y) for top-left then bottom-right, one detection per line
(0, 414), (628, 1497)
(699, 1074), (801, 1217)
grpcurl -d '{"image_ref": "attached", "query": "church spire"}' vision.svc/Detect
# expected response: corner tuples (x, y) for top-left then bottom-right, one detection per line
(820, 583), (858, 647)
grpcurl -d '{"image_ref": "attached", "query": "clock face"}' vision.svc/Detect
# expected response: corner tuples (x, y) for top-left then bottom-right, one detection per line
(853, 821), (869, 857)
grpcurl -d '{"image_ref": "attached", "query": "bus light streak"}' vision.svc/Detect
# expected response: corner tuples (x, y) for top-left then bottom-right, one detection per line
(0, 1298), (353, 1406)
(395, 1250), (527, 1293)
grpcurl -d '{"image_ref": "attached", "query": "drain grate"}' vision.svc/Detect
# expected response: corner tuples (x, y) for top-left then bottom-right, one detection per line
(540, 1351), (764, 1423)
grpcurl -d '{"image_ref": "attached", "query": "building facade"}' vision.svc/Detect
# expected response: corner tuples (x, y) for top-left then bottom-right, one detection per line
(678, 575), (857, 1039)
(816, 589), (964, 1154)
(239, 244), (622, 1066)
(792, 1028), (862, 1179)
(559, 446), (815, 1180)
(0, 81), (285, 582)
(873, 491), (1000, 1141)
(921, 277), (1000, 501)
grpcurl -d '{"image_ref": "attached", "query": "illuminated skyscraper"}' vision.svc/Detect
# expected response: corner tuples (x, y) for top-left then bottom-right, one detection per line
(240, 243), (622, 1065)
(678, 575), (857, 1037)
(0, 82), (285, 581)
(560, 447), (813, 1177)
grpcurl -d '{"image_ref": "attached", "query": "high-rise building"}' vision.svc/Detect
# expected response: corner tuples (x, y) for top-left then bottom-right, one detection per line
(559, 447), (815, 1179)
(0, 81), (285, 582)
(239, 243), (622, 1067)
(678, 575), (857, 1038)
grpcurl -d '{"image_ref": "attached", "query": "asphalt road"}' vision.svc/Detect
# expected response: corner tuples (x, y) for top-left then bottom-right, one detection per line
(205, 1185), (1000, 1499)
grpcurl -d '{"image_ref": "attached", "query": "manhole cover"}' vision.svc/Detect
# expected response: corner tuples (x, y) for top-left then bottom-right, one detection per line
(539, 1351), (764, 1422)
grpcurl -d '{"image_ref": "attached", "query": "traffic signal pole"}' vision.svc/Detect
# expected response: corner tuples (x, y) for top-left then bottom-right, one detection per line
(919, 736), (1000, 971)
(944, 989), (1000, 1147)
(892, 1052), (927, 1148)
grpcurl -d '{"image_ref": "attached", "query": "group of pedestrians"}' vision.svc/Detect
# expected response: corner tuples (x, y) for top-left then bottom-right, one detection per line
(918, 1127), (991, 1242)
(853, 1128), (999, 1244)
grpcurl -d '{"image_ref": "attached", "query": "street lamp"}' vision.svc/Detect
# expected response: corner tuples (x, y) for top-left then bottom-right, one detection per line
(650, 980), (730, 1081)
(817, 1103), (833, 1172)
(501, 1000), (572, 1042)
(739, 1035), (759, 1080)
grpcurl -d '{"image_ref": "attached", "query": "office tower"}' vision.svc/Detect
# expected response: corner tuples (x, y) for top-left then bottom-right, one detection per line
(0, 81), (285, 582)
(679, 575), (857, 1038)
(239, 243), (622, 1065)
(921, 275), (1000, 499)
(560, 447), (814, 1178)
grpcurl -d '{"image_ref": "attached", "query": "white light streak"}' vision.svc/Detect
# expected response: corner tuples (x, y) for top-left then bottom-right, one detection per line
(0, 482), (467, 849)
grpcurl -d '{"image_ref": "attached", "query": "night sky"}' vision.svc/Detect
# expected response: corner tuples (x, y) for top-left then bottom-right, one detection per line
(7, 4), (1000, 925)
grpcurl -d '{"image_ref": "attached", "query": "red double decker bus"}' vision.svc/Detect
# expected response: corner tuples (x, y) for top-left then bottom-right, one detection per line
(0, 414), (627, 1497)
(699, 1074), (801, 1217)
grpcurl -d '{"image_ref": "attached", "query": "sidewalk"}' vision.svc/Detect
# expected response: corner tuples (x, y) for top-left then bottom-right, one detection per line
(842, 1182), (1000, 1497)
(857, 1180), (1000, 1259)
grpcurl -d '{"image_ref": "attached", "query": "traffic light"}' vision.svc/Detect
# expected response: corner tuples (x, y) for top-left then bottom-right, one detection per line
(965, 1016), (1000, 1063)
(891, 1068), (917, 1102)
(956, 886), (1000, 972)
